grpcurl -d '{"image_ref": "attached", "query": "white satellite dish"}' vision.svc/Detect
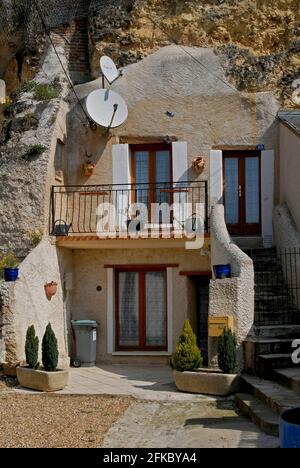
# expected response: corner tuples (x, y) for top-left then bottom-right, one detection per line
(292, 79), (300, 90)
(100, 56), (120, 85)
(86, 89), (128, 129)
(0, 79), (6, 103)
(292, 89), (300, 107)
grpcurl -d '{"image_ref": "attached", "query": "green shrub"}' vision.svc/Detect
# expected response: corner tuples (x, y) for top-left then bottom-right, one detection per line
(24, 144), (47, 159)
(34, 83), (60, 101)
(27, 228), (43, 247)
(25, 325), (39, 369)
(170, 320), (203, 372)
(42, 323), (59, 372)
(0, 251), (19, 271)
(218, 329), (237, 374)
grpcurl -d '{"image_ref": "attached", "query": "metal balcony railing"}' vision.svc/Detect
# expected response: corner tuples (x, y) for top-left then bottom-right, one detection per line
(50, 181), (209, 238)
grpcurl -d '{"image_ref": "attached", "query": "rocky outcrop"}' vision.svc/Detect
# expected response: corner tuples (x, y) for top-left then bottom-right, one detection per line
(88, 0), (300, 107)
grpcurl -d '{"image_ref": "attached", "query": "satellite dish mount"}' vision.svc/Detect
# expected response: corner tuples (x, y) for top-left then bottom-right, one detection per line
(100, 56), (122, 88)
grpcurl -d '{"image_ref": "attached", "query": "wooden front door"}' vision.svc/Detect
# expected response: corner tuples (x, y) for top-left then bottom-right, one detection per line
(223, 151), (261, 236)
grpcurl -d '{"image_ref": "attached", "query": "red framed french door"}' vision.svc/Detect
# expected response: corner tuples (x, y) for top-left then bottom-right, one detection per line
(131, 145), (173, 224)
(223, 151), (261, 236)
(115, 267), (168, 351)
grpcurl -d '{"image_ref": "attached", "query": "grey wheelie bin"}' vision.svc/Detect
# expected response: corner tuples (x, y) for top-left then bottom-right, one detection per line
(71, 320), (98, 367)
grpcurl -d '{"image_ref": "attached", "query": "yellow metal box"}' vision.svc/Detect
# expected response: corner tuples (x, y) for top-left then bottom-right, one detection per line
(208, 316), (235, 338)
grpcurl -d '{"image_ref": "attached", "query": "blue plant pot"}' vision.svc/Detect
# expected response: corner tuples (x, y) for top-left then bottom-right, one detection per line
(214, 264), (231, 279)
(4, 268), (19, 282)
(280, 408), (300, 448)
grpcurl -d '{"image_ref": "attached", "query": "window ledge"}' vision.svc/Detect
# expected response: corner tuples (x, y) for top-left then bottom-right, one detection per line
(112, 351), (172, 356)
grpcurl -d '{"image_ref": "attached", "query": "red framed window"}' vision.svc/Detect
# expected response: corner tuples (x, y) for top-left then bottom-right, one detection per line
(115, 267), (168, 351)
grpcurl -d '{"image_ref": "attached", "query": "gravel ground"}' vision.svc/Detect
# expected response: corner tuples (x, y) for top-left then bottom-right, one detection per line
(0, 393), (132, 448)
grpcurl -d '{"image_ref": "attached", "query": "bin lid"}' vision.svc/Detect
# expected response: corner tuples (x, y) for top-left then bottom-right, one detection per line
(71, 320), (98, 327)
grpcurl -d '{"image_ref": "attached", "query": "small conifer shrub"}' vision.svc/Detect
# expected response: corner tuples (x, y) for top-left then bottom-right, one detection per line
(25, 325), (39, 369)
(218, 329), (237, 374)
(42, 323), (59, 372)
(171, 320), (203, 372)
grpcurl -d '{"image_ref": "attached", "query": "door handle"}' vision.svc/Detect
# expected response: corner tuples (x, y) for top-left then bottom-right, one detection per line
(238, 185), (242, 198)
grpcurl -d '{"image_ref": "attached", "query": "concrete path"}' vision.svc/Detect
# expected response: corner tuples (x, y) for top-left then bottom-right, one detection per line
(103, 400), (279, 448)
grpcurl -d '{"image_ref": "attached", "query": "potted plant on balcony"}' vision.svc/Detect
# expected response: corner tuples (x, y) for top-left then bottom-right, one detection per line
(17, 323), (69, 392)
(0, 251), (19, 282)
(172, 323), (240, 396)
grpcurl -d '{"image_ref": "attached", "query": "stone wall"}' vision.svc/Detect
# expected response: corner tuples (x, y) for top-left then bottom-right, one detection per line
(0, 237), (72, 367)
(209, 205), (255, 370)
(88, 0), (300, 107)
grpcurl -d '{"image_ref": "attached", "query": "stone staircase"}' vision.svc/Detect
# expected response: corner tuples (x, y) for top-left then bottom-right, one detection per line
(238, 247), (300, 436)
(236, 372), (300, 436)
(244, 248), (300, 377)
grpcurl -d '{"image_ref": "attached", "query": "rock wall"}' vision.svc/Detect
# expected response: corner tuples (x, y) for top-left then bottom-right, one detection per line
(89, 0), (300, 107)
(0, 42), (69, 256)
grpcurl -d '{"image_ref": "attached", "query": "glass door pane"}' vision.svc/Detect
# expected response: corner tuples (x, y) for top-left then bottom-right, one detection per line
(155, 150), (171, 224)
(245, 157), (260, 224)
(118, 272), (139, 347)
(135, 151), (149, 207)
(145, 272), (167, 347)
(224, 158), (239, 225)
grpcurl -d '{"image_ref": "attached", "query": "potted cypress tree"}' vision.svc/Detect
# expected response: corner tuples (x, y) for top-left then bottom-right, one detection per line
(173, 323), (240, 396)
(17, 323), (69, 392)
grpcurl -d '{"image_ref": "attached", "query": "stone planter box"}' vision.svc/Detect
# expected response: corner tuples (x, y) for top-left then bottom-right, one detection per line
(174, 369), (240, 396)
(17, 367), (69, 392)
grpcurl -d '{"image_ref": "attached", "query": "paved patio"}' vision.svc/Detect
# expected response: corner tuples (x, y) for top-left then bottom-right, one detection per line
(60, 365), (220, 401)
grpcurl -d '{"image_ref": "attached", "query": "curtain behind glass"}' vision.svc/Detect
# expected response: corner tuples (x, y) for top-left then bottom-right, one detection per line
(145, 272), (167, 347)
(119, 272), (139, 347)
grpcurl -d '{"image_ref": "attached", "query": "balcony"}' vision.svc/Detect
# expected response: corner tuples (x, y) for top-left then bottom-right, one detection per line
(50, 181), (209, 241)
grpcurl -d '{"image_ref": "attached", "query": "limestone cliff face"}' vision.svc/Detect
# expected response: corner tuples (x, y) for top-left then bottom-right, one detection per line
(89, 0), (300, 106)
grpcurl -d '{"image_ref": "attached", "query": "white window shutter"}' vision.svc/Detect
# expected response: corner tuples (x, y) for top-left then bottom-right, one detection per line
(112, 144), (130, 231)
(210, 150), (223, 206)
(172, 142), (189, 229)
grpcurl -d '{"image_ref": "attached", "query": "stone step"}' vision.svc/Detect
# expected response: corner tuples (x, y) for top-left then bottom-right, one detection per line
(245, 337), (294, 356)
(242, 374), (300, 415)
(253, 325), (300, 338)
(257, 353), (300, 378)
(273, 368), (300, 394)
(235, 393), (279, 437)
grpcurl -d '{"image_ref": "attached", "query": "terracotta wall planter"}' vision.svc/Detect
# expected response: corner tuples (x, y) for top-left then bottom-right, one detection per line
(83, 162), (96, 177)
(174, 369), (240, 396)
(17, 367), (69, 392)
(44, 282), (58, 300)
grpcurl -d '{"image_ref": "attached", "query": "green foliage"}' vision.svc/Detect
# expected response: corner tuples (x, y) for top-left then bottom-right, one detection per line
(22, 81), (60, 101)
(22, 81), (35, 93)
(24, 144), (47, 159)
(170, 320), (203, 372)
(0, 251), (19, 270)
(218, 329), (237, 374)
(42, 323), (59, 372)
(34, 83), (60, 101)
(25, 325), (39, 369)
(27, 228), (43, 247)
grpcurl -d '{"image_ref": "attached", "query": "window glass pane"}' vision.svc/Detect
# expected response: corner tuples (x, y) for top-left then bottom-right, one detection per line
(135, 151), (149, 206)
(245, 157), (260, 224)
(145, 272), (167, 347)
(119, 272), (139, 347)
(224, 158), (239, 224)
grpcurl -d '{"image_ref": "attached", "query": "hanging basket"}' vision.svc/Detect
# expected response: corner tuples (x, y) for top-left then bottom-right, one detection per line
(192, 157), (206, 175)
(44, 282), (58, 300)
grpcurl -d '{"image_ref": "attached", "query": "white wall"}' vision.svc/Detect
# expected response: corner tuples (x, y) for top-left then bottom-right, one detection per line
(0, 238), (72, 367)
(279, 123), (300, 231)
